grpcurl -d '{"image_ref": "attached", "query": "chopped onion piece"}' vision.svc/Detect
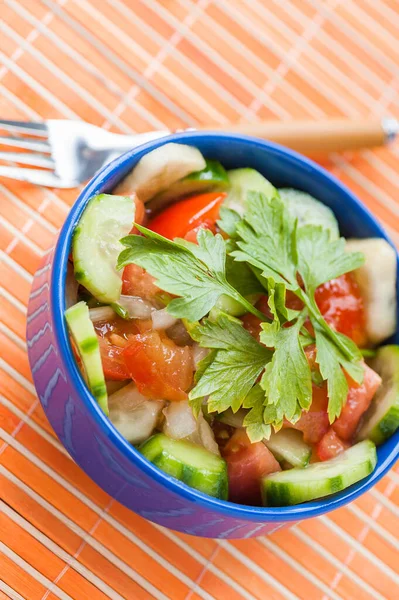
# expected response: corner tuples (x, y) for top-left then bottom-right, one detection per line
(109, 382), (164, 445)
(152, 308), (178, 330)
(163, 401), (197, 440)
(192, 344), (210, 368)
(163, 401), (220, 455)
(118, 295), (154, 319)
(89, 306), (116, 323)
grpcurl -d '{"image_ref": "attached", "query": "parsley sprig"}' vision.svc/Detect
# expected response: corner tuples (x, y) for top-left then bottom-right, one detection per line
(118, 191), (365, 439)
(118, 225), (267, 322)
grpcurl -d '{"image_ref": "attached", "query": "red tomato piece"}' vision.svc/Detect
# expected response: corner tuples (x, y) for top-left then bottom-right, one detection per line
(122, 263), (160, 300)
(184, 219), (216, 244)
(98, 337), (130, 380)
(123, 331), (194, 401)
(94, 317), (138, 381)
(315, 273), (367, 346)
(316, 428), (350, 461)
(148, 192), (226, 240)
(332, 363), (381, 440)
(241, 313), (262, 340)
(222, 430), (281, 505)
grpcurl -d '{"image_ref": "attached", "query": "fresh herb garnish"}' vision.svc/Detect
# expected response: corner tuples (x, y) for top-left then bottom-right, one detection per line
(189, 314), (272, 414)
(117, 191), (365, 436)
(118, 225), (266, 322)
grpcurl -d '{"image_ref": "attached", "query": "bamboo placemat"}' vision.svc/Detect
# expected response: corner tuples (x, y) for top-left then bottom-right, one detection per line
(0, 1), (398, 599)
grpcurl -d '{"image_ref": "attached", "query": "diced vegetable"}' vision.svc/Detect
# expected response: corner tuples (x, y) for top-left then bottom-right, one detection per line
(116, 295), (154, 319)
(151, 308), (178, 330)
(163, 401), (219, 455)
(123, 331), (194, 401)
(122, 263), (160, 300)
(89, 306), (116, 323)
(73, 194), (135, 303)
(222, 429), (280, 505)
(345, 238), (397, 345)
(149, 159), (229, 212)
(148, 191), (226, 240)
(279, 188), (339, 238)
(357, 345), (399, 444)
(109, 382), (164, 444)
(139, 433), (228, 499)
(316, 428), (350, 461)
(114, 143), (206, 201)
(264, 429), (312, 468)
(262, 440), (377, 506)
(223, 168), (276, 215)
(315, 274), (367, 347)
(332, 364), (381, 441)
(65, 301), (108, 414)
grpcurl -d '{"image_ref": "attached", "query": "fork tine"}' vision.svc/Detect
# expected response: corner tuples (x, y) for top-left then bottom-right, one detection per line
(0, 135), (50, 153)
(0, 119), (48, 137)
(0, 166), (78, 189)
(0, 151), (55, 169)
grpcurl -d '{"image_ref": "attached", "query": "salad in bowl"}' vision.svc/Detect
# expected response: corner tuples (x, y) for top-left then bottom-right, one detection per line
(64, 142), (398, 508)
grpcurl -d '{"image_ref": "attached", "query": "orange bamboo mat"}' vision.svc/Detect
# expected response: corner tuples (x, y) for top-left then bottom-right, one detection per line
(0, 1), (399, 599)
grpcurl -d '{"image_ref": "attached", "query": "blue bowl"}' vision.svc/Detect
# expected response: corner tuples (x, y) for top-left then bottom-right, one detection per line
(27, 132), (399, 538)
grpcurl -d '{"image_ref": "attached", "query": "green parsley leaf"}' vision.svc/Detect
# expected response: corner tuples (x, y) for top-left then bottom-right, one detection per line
(260, 316), (312, 423)
(232, 192), (298, 287)
(217, 206), (241, 238)
(189, 315), (272, 414)
(242, 385), (271, 442)
(296, 225), (364, 291)
(118, 225), (264, 322)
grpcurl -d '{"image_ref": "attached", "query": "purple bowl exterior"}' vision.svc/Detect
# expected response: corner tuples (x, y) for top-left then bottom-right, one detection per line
(27, 132), (399, 538)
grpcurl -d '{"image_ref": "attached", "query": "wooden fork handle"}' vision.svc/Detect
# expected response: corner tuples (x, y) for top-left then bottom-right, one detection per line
(199, 119), (395, 154)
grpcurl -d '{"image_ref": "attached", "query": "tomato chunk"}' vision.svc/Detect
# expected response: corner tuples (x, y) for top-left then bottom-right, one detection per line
(184, 219), (216, 244)
(123, 331), (194, 401)
(332, 363), (381, 440)
(148, 192), (226, 240)
(122, 263), (160, 300)
(222, 430), (280, 505)
(94, 317), (139, 381)
(316, 428), (350, 461)
(315, 273), (367, 346)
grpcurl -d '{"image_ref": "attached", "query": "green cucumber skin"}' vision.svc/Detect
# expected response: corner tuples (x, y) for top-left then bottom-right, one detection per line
(358, 345), (399, 445)
(262, 441), (377, 506)
(151, 160), (229, 208)
(73, 194), (135, 304)
(140, 434), (228, 500)
(65, 301), (108, 415)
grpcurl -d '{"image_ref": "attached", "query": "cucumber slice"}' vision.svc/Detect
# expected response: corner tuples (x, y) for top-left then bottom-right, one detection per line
(262, 440), (376, 506)
(73, 194), (135, 304)
(264, 429), (312, 468)
(149, 159), (229, 212)
(278, 188), (339, 238)
(114, 143), (206, 201)
(357, 345), (399, 445)
(65, 301), (108, 414)
(139, 433), (228, 499)
(345, 238), (397, 345)
(224, 168), (276, 215)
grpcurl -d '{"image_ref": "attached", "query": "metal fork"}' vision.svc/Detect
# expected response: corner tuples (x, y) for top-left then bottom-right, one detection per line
(0, 117), (397, 189)
(0, 119), (169, 188)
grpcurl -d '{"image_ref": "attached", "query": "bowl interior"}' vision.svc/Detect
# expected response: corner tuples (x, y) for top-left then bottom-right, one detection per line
(56, 132), (399, 520)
